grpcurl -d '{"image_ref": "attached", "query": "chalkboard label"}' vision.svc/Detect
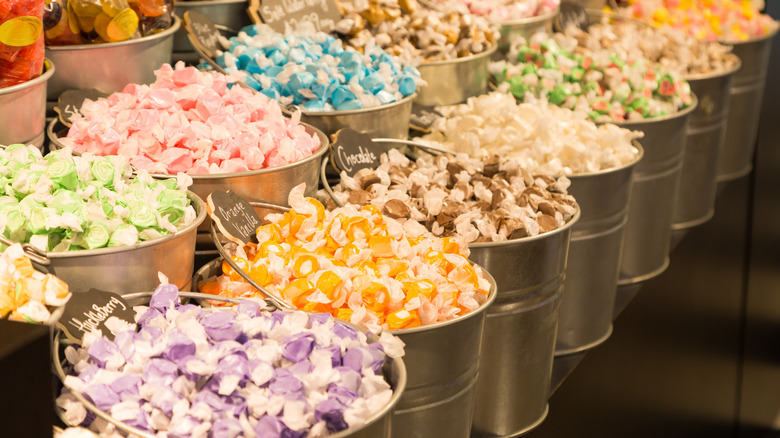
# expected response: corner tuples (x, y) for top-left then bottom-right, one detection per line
(248, 0), (342, 34)
(55, 89), (110, 127)
(183, 11), (224, 60)
(207, 191), (262, 245)
(331, 128), (396, 177)
(409, 103), (442, 133)
(57, 290), (135, 343)
(555, 2), (588, 32)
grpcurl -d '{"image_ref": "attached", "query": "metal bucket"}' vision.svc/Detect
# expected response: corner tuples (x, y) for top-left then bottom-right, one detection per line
(497, 7), (558, 52)
(301, 94), (415, 139)
(673, 58), (740, 229)
(53, 288), (406, 438)
(614, 99), (696, 285)
(414, 45), (497, 106)
(555, 143), (643, 356)
(717, 28), (778, 181)
(193, 257), (495, 438)
(47, 118), (329, 245)
(34, 191), (206, 294)
(45, 17), (180, 99)
(470, 207), (579, 437)
(390, 271), (497, 438)
(0, 59), (54, 149)
(172, 0), (250, 53)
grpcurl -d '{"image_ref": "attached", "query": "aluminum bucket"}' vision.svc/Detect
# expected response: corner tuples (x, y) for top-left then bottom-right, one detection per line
(555, 143), (643, 356)
(390, 271), (497, 438)
(45, 17), (180, 99)
(497, 7), (558, 52)
(470, 207), (579, 437)
(0, 59), (54, 149)
(53, 286), (407, 438)
(34, 191), (206, 294)
(172, 0), (250, 53)
(613, 99), (696, 285)
(301, 94), (415, 139)
(673, 58), (740, 229)
(47, 118), (329, 246)
(414, 45), (497, 106)
(718, 28), (778, 181)
(193, 257), (489, 438)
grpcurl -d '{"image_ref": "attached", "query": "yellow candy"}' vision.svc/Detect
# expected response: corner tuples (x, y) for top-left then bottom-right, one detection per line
(316, 271), (342, 300)
(292, 254), (319, 277)
(386, 309), (421, 329)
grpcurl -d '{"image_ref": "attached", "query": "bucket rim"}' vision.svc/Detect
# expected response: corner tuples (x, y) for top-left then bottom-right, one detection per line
(683, 54), (742, 81)
(47, 118), (330, 180)
(565, 140), (644, 179)
(300, 92), (416, 117)
(41, 190), (206, 259)
(722, 23), (780, 46)
(496, 6), (560, 27)
(416, 43), (498, 68)
(604, 93), (698, 128)
(45, 16), (181, 52)
(0, 58), (55, 96)
(469, 202), (580, 249)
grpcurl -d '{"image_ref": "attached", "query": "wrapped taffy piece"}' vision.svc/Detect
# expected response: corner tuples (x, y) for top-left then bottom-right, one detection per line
(57, 283), (403, 436)
(323, 149), (578, 243)
(199, 184), (492, 332)
(0, 243), (70, 323)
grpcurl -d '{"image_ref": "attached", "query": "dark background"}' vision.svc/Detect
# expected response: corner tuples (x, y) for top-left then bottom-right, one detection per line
(527, 3), (780, 437)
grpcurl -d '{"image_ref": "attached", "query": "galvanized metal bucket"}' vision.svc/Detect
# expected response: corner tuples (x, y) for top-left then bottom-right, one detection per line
(47, 118), (329, 246)
(470, 207), (579, 437)
(718, 28), (778, 182)
(415, 45), (497, 106)
(497, 7), (559, 53)
(53, 288), (407, 438)
(613, 99), (697, 285)
(390, 271), (497, 438)
(45, 17), (180, 99)
(301, 94), (415, 139)
(172, 0), (250, 54)
(194, 256), (497, 438)
(555, 143), (643, 356)
(30, 191), (206, 294)
(0, 59), (54, 149)
(673, 57), (741, 229)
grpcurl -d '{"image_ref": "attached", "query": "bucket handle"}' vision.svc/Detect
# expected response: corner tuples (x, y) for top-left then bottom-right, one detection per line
(209, 222), (295, 311)
(321, 137), (449, 208)
(0, 235), (51, 266)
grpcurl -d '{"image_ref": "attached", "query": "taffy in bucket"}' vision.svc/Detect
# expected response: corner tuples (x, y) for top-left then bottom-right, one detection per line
(199, 184), (492, 332)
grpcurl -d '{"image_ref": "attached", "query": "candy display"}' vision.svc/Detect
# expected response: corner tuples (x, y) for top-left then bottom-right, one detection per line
(58, 62), (322, 175)
(420, 91), (642, 174)
(43, 0), (174, 45)
(323, 149), (578, 242)
(199, 183), (492, 332)
(56, 283), (404, 436)
(567, 15), (739, 75)
(0, 143), (197, 251)
(0, 243), (71, 323)
(444, 0), (560, 22)
(333, 0), (498, 64)
(215, 24), (422, 112)
(490, 32), (694, 121)
(621, 0), (779, 42)
(0, 0), (45, 88)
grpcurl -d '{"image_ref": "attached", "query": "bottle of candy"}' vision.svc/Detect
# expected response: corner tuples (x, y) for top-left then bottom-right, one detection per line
(0, 0), (45, 88)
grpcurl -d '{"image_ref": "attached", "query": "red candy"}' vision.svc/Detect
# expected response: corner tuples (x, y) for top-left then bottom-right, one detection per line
(0, 0), (45, 88)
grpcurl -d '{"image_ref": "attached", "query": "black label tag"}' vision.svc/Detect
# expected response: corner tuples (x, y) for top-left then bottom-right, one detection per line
(54, 89), (110, 127)
(207, 191), (262, 245)
(183, 11), (224, 59)
(248, 0), (342, 33)
(57, 289), (134, 343)
(556, 2), (588, 32)
(409, 103), (442, 133)
(330, 128), (396, 177)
